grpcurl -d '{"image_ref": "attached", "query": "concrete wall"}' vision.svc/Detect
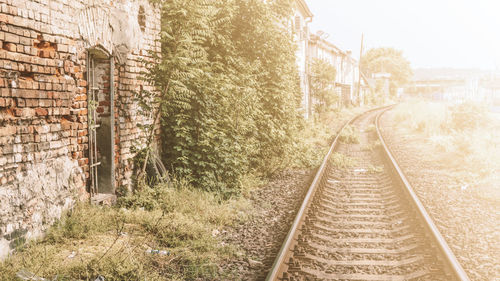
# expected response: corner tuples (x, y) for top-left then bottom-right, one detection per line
(0, 0), (160, 259)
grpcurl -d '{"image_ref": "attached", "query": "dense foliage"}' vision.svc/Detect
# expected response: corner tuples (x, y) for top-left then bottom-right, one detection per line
(310, 58), (337, 119)
(140, 0), (303, 197)
(360, 47), (412, 96)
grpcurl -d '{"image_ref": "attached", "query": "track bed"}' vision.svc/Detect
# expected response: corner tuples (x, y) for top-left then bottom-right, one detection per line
(267, 108), (469, 281)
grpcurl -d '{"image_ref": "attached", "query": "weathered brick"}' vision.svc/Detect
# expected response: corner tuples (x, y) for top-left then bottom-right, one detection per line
(0, 88), (10, 97)
(16, 98), (25, 107)
(0, 0), (161, 258)
(26, 99), (38, 107)
(3, 42), (16, 52)
(14, 107), (34, 117)
(0, 125), (16, 136)
(21, 134), (34, 143)
(58, 44), (68, 53)
(19, 36), (31, 45)
(35, 107), (48, 116)
(4, 32), (19, 43)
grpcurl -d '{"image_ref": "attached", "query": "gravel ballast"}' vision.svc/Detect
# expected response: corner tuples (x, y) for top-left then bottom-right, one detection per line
(221, 169), (314, 280)
(220, 109), (369, 280)
(380, 109), (500, 281)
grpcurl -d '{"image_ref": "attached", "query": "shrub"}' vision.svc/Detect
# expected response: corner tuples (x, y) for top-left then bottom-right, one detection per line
(449, 102), (489, 132)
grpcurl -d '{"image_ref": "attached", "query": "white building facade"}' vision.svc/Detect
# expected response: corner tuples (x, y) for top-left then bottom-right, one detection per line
(308, 32), (364, 108)
(293, 0), (314, 118)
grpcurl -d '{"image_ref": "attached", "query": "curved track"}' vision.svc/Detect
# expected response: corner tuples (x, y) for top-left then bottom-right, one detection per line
(266, 107), (469, 281)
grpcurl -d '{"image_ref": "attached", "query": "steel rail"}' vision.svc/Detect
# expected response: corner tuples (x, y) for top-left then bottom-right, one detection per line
(266, 106), (470, 281)
(265, 106), (387, 281)
(375, 107), (470, 281)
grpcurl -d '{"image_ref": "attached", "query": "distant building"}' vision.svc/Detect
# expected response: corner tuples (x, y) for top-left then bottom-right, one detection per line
(405, 70), (500, 104)
(307, 32), (367, 109)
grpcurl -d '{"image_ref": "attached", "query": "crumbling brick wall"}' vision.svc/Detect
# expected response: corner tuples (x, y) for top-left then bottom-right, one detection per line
(0, 0), (160, 259)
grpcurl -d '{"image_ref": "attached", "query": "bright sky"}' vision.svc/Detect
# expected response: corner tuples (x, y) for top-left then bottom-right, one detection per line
(307, 0), (500, 70)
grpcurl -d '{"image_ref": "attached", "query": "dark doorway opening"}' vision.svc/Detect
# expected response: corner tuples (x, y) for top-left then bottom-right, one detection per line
(87, 48), (115, 195)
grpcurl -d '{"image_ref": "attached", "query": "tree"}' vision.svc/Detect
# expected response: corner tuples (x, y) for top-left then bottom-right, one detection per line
(360, 47), (412, 96)
(136, 0), (214, 184)
(138, 0), (303, 197)
(310, 58), (337, 119)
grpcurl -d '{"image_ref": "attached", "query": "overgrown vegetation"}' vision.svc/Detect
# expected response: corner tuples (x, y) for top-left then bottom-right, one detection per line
(291, 107), (370, 169)
(339, 125), (360, 144)
(138, 0), (303, 197)
(0, 179), (251, 280)
(392, 100), (499, 200)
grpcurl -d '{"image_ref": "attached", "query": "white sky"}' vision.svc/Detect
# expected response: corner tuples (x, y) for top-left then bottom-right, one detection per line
(307, 0), (500, 70)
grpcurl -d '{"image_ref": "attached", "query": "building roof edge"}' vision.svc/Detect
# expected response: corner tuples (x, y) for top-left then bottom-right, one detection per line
(296, 0), (313, 18)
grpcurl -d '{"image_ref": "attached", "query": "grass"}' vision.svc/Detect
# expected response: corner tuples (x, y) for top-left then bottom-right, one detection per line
(0, 178), (252, 281)
(329, 153), (358, 169)
(367, 164), (384, 174)
(365, 124), (377, 133)
(339, 125), (360, 144)
(392, 100), (500, 201)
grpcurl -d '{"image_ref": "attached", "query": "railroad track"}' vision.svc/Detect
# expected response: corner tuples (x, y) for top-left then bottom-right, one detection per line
(266, 107), (470, 281)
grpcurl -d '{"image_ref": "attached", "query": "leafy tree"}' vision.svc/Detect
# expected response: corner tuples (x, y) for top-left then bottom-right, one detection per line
(138, 0), (303, 197)
(137, 0), (215, 183)
(310, 58), (337, 119)
(360, 47), (412, 96)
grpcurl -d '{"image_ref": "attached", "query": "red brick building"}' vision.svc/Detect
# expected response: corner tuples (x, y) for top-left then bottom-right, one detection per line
(0, 0), (160, 258)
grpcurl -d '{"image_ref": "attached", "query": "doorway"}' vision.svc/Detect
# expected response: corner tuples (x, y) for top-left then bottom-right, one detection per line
(87, 48), (115, 195)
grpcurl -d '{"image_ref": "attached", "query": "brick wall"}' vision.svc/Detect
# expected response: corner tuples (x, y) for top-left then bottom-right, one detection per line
(0, 0), (160, 259)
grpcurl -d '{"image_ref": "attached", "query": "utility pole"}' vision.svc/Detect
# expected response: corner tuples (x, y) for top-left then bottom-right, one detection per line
(357, 33), (364, 105)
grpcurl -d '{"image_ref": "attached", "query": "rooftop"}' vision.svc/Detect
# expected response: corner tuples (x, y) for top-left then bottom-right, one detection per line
(296, 0), (313, 18)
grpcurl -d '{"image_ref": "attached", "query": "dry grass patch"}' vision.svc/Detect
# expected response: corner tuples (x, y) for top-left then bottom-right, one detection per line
(0, 179), (252, 281)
